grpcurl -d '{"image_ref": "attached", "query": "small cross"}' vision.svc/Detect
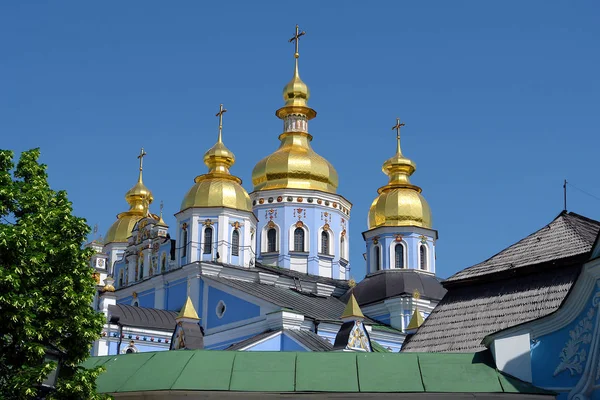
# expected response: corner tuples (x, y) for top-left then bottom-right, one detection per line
(159, 200), (164, 216)
(392, 118), (406, 141)
(288, 25), (306, 58)
(215, 103), (227, 141)
(137, 147), (147, 172)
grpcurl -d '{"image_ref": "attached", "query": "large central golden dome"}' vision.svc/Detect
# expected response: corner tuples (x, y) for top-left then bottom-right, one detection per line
(251, 36), (338, 194)
(181, 109), (252, 212)
(368, 123), (432, 230)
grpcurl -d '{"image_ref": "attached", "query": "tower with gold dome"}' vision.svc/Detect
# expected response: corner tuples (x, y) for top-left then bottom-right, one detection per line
(251, 26), (352, 279)
(363, 119), (437, 274)
(176, 104), (257, 267)
(104, 148), (156, 272)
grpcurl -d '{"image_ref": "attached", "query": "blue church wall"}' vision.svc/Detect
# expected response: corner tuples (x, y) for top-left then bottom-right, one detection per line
(206, 285), (261, 329)
(117, 295), (132, 305)
(206, 333), (255, 350)
(253, 198), (350, 279)
(530, 282), (600, 391)
(317, 330), (337, 344)
(137, 288), (155, 308)
(373, 338), (400, 353)
(281, 334), (308, 351)
(246, 334), (282, 351)
(165, 277), (187, 311)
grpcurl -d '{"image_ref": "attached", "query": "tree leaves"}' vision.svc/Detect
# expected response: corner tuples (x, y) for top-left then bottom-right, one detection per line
(0, 149), (109, 399)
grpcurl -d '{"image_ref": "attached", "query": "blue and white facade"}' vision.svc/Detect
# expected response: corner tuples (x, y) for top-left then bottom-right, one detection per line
(252, 189), (351, 279)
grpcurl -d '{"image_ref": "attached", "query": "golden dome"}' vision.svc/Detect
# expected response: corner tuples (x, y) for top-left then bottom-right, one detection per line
(252, 26), (337, 194)
(368, 120), (432, 230)
(252, 133), (338, 193)
(105, 148), (154, 244)
(180, 105), (252, 212)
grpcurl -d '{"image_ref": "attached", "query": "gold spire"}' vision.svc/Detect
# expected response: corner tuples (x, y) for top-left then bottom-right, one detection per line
(253, 25), (338, 193)
(341, 293), (365, 320)
(105, 148), (154, 243)
(367, 119), (432, 229)
(180, 105), (252, 212)
(406, 307), (424, 331)
(157, 200), (167, 226)
(177, 296), (200, 320)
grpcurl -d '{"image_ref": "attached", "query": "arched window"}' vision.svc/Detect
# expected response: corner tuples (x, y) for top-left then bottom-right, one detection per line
(139, 260), (144, 280)
(374, 246), (381, 271)
(161, 254), (166, 273)
(133, 301), (139, 307)
(204, 227), (213, 254)
(118, 270), (124, 287)
(340, 236), (346, 259)
(294, 228), (305, 252)
(420, 245), (428, 270)
(231, 230), (240, 256)
(182, 229), (188, 258)
(267, 228), (277, 253)
(395, 244), (405, 268)
(321, 231), (330, 255)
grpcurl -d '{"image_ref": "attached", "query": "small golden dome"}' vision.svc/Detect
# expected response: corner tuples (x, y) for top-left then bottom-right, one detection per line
(180, 106), (252, 212)
(368, 121), (432, 230)
(282, 62), (310, 108)
(105, 148), (153, 244)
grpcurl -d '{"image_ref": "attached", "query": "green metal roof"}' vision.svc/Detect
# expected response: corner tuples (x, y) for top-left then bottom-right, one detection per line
(89, 350), (552, 395)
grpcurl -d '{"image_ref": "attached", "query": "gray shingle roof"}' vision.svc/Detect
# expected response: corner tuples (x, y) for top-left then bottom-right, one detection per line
(447, 212), (600, 283)
(226, 329), (333, 351)
(203, 276), (351, 321)
(402, 263), (581, 353)
(402, 211), (600, 353)
(108, 304), (177, 331)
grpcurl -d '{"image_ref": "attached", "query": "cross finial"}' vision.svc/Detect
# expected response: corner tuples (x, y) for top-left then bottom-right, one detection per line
(288, 25), (306, 59)
(215, 104), (227, 143)
(160, 200), (164, 216)
(391, 118), (406, 155)
(137, 147), (147, 182)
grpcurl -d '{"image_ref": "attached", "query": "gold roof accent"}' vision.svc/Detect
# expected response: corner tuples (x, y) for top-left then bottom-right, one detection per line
(156, 200), (168, 227)
(341, 293), (365, 320)
(252, 26), (338, 194)
(105, 148), (154, 244)
(181, 104), (252, 212)
(406, 307), (424, 331)
(368, 119), (432, 229)
(177, 296), (200, 320)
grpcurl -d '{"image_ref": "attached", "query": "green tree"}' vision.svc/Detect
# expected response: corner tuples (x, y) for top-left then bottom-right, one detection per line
(0, 149), (107, 399)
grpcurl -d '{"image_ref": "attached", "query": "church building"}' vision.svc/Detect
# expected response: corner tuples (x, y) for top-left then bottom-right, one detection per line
(90, 25), (445, 356)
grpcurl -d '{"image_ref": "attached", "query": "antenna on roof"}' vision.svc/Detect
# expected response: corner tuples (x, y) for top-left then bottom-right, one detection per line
(563, 179), (568, 212)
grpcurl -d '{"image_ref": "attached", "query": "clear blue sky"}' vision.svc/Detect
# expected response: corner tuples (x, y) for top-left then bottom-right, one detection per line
(1, 2), (599, 280)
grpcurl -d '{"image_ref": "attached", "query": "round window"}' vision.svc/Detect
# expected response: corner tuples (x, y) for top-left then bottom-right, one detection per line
(216, 300), (226, 319)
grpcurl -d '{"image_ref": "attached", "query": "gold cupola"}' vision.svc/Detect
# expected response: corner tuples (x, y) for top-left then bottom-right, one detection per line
(368, 119), (432, 229)
(180, 104), (252, 212)
(105, 148), (154, 244)
(251, 25), (338, 194)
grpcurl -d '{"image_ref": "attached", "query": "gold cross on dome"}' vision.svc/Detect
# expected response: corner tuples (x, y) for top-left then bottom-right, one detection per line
(215, 104), (227, 141)
(288, 25), (306, 58)
(392, 118), (406, 141)
(137, 147), (147, 172)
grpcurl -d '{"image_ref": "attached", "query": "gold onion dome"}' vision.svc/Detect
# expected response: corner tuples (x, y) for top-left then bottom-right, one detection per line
(105, 148), (154, 243)
(368, 120), (432, 230)
(180, 105), (252, 212)
(252, 25), (338, 194)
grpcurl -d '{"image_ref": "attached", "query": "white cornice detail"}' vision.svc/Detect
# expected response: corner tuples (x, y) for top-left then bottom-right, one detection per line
(315, 283), (336, 297)
(258, 272), (278, 286)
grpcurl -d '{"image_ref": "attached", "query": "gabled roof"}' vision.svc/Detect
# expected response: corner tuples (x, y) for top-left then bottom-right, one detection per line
(108, 304), (177, 331)
(402, 253), (582, 352)
(84, 349), (554, 396)
(204, 275), (364, 322)
(447, 212), (600, 283)
(226, 329), (333, 352)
